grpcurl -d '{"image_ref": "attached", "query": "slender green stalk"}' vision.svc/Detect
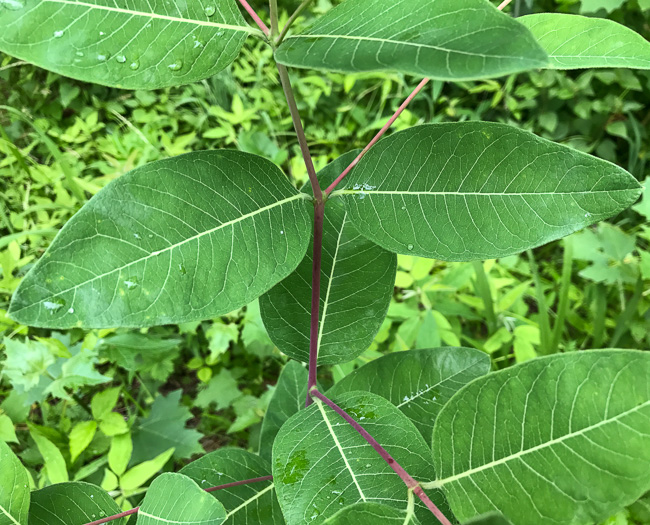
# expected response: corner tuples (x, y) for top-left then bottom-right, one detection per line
(591, 284), (607, 348)
(549, 238), (573, 353)
(527, 249), (551, 355)
(269, 0), (279, 38)
(472, 260), (497, 335)
(276, 0), (314, 45)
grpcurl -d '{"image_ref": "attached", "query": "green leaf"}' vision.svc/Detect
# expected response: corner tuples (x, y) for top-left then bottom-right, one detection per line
(0, 415), (18, 444)
(180, 448), (282, 524)
(259, 361), (308, 462)
(108, 432), (133, 477)
(333, 123), (641, 261)
(464, 514), (513, 525)
(323, 502), (421, 524)
(275, 0), (547, 80)
(0, 0), (254, 90)
(272, 391), (449, 524)
(136, 473), (226, 525)
(329, 347), (490, 442)
(196, 368), (242, 411)
(8, 151), (312, 329)
(28, 481), (126, 525)
(0, 441), (30, 525)
(91, 387), (121, 421)
(131, 390), (203, 464)
(99, 412), (129, 437)
(519, 14), (650, 70)
(69, 421), (97, 463)
(430, 350), (650, 525)
(30, 427), (69, 484)
(120, 447), (174, 491)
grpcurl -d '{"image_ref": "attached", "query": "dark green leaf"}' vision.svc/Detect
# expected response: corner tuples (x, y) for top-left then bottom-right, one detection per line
(273, 391), (449, 524)
(275, 0), (547, 80)
(430, 350), (650, 524)
(259, 361), (308, 462)
(323, 502), (421, 524)
(334, 123), (641, 260)
(329, 347), (490, 442)
(519, 14), (650, 70)
(180, 448), (282, 524)
(464, 514), (513, 525)
(8, 151), (312, 329)
(0, 441), (30, 525)
(0, 0), (254, 90)
(28, 481), (126, 525)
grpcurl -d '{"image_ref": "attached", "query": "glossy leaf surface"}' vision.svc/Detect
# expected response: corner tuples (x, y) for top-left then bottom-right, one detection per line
(8, 151), (312, 329)
(0, 0), (253, 90)
(330, 347), (490, 442)
(323, 502), (420, 524)
(334, 123), (641, 261)
(180, 448), (282, 524)
(0, 442), (29, 525)
(520, 14), (650, 70)
(273, 391), (448, 524)
(137, 473), (227, 525)
(259, 361), (308, 462)
(431, 351), (650, 524)
(275, 0), (548, 80)
(29, 482), (126, 525)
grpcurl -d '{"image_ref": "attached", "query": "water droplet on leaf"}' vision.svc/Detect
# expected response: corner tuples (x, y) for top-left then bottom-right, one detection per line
(0, 0), (25, 11)
(53, 30), (64, 38)
(124, 277), (139, 290)
(43, 297), (65, 313)
(68, 307), (74, 314)
(129, 60), (140, 70)
(168, 60), (183, 71)
(407, 244), (414, 251)
(116, 54), (126, 63)
(204, 5), (216, 16)
(97, 53), (109, 62)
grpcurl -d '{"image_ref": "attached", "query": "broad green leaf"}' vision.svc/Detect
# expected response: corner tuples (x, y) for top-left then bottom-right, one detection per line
(272, 391), (449, 524)
(275, 0), (548, 80)
(108, 432), (133, 477)
(120, 447), (174, 491)
(136, 473), (227, 525)
(430, 350), (650, 525)
(323, 502), (421, 524)
(519, 14), (650, 70)
(259, 361), (308, 462)
(464, 514), (513, 525)
(333, 123), (641, 261)
(0, 0), (255, 90)
(195, 369), (241, 411)
(28, 481), (126, 525)
(8, 151), (312, 329)
(30, 427), (69, 484)
(329, 347), (490, 442)
(0, 441), (29, 525)
(91, 387), (121, 420)
(131, 390), (203, 464)
(0, 415), (18, 444)
(180, 448), (282, 524)
(69, 421), (97, 462)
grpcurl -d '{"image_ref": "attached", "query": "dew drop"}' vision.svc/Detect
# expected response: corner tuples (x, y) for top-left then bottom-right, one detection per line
(0, 0), (25, 10)
(68, 307), (75, 314)
(99, 31), (105, 36)
(53, 30), (64, 38)
(407, 244), (414, 251)
(124, 277), (139, 290)
(43, 297), (65, 313)
(168, 60), (183, 71)
(129, 60), (140, 70)
(75, 51), (84, 57)
(116, 54), (127, 63)
(193, 39), (204, 49)
(97, 53), (109, 62)
(133, 233), (141, 239)
(204, 5), (216, 16)
(216, 30), (223, 36)
(280, 230), (284, 235)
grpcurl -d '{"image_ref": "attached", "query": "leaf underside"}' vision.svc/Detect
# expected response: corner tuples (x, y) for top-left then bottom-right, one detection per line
(520, 14), (650, 70)
(8, 150), (312, 329)
(275, 0), (548, 80)
(334, 122), (641, 261)
(432, 350), (650, 525)
(0, 0), (251, 89)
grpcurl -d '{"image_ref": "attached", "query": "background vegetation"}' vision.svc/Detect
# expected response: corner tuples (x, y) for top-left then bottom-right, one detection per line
(1, 0), (649, 522)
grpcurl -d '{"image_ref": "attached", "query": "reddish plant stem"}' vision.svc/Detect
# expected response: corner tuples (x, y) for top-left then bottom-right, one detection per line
(309, 388), (452, 525)
(83, 476), (273, 525)
(324, 78), (430, 195)
(305, 201), (325, 406)
(237, 0), (270, 36)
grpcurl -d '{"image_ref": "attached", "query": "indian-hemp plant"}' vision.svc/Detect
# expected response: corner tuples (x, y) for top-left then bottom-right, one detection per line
(1, 0), (650, 524)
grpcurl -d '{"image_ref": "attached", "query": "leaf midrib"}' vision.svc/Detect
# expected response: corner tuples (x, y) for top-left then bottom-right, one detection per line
(10, 193), (307, 314)
(430, 399), (650, 489)
(42, 0), (256, 33)
(224, 483), (275, 519)
(333, 189), (636, 197)
(138, 509), (219, 524)
(0, 503), (21, 525)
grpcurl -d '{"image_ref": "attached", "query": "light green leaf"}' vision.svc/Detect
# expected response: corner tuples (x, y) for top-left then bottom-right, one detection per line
(69, 421), (97, 463)
(136, 473), (226, 525)
(108, 432), (133, 477)
(0, 441), (30, 525)
(273, 391), (449, 524)
(99, 412), (129, 437)
(131, 390), (203, 464)
(0, 0), (254, 90)
(430, 350), (650, 525)
(329, 347), (490, 442)
(259, 361), (308, 462)
(275, 0), (548, 80)
(519, 14), (650, 70)
(91, 387), (121, 421)
(29, 427), (69, 484)
(633, 177), (650, 219)
(323, 502), (421, 524)
(180, 448), (282, 524)
(28, 481), (126, 525)
(120, 447), (174, 491)
(0, 415), (18, 444)
(195, 369), (241, 411)
(8, 151), (312, 329)
(333, 123), (641, 261)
